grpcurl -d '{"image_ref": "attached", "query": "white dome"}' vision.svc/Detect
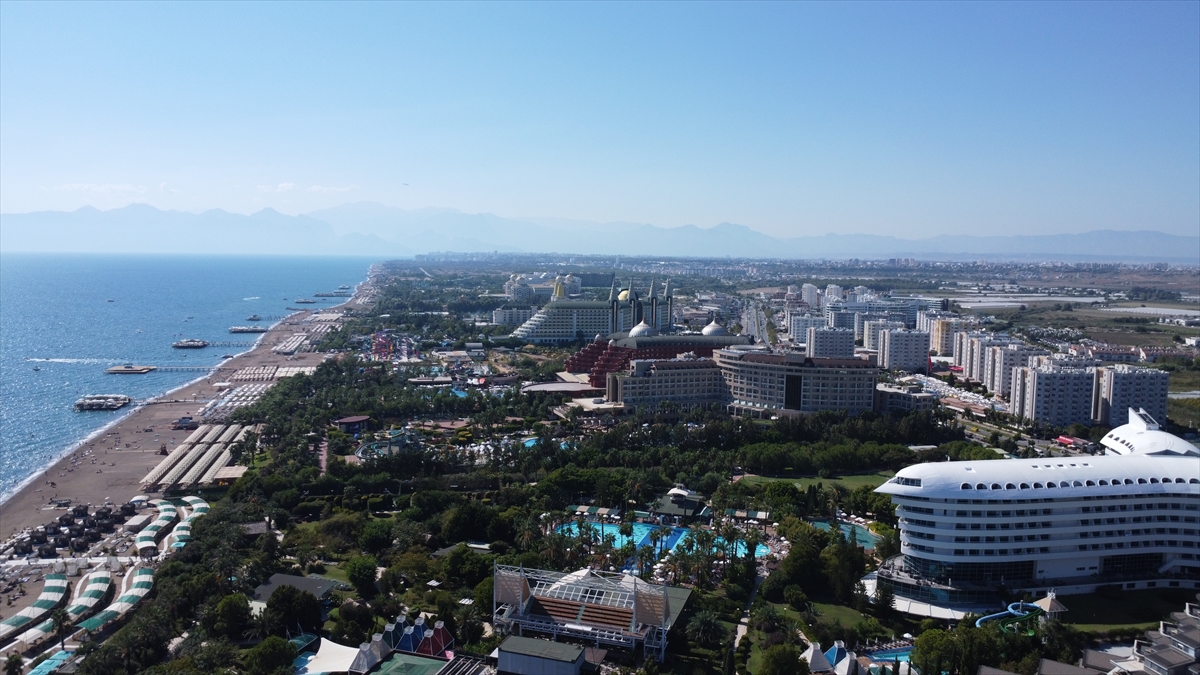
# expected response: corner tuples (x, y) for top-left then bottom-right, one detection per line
(628, 320), (657, 337)
(701, 319), (728, 336)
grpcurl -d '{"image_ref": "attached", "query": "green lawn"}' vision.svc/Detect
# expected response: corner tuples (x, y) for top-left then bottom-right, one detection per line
(810, 602), (867, 627)
(1061, 588), (1194, 633)
(738, 471), (895, 491)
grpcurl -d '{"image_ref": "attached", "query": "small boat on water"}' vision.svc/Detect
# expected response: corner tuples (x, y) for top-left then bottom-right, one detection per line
(247, 314), (262, 321)
(32, 366), (41, 371)
(172, 339), (209, 349)
(221, 354), (235, 359)
(294, 299), (316, 304)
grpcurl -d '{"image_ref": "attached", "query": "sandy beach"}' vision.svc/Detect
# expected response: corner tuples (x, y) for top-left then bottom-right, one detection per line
(0, 304), (355, 540)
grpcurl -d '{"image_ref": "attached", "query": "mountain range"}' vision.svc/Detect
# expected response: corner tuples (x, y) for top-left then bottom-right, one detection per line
(1, 202), (1196, 263)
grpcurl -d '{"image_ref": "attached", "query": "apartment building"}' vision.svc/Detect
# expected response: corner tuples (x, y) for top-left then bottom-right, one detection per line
(984, 343), (1051, 397)
(880, 329), (930, 373)
(864, 320), (905, 351)
(1011, 365), (1098, 427)
(787, 313), (827, 341)
(806, 327), (856, 359)
(1097, 365), (1170, 428)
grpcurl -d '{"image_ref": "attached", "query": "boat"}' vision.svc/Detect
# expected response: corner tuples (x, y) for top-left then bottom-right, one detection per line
(294, 299), (316, 304)
(221, 354), (235, 359)
(106, 299), (114, 303)
(247, 314), (261, 321)
(338, 285), (350, 290)
(229, 326), (268, 333)
(74, 394), (132, 411)
(172, 339), (209, 349)
(32, 366), (41, 371)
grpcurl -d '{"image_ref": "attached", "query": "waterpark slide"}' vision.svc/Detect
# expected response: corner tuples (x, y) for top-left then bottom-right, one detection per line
(975, 602), (1043, 635)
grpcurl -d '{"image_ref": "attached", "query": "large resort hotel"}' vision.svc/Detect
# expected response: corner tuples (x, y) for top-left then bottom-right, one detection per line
(510, 279), (675, 344)
(876, 409), (1200, 606)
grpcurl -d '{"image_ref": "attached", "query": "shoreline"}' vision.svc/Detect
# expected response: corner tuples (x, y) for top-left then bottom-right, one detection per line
(0, 307), (294, 508)
(0, 282), (372, 539)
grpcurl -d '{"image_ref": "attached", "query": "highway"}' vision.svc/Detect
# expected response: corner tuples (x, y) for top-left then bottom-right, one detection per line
(741, 303), (769, 343)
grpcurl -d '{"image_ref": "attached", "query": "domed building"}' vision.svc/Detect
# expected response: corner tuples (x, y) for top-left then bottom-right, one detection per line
(510, 277), (671, 344)
(701, 319), (728, 336)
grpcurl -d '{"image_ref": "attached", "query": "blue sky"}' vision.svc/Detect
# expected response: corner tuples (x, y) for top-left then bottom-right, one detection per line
(1, 1), (1197, 238)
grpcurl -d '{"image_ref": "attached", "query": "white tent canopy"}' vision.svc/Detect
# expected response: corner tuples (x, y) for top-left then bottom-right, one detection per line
(298, 638), (360, 674)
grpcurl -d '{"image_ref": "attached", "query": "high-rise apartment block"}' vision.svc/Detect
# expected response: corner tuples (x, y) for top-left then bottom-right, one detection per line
(827, 311), (857, 330)
(863, 320), (905, 351)
(788, 313), (826, 341)
(929, 319), (962, 357)
(1096, 365), (1169, 428)
(854, 312), (890, 340)
(806, 327), (856, 359)
(984, 343), (1050, 396)
(800, 283), (820, 308)
(952, 331), (987, 368)
(963, 336), (1016, 382)
(879, 329), (930, 373)
(1010, 365), (1097, 427)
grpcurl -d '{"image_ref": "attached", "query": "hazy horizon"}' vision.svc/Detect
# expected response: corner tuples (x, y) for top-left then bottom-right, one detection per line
(2, 3), (1198, 239)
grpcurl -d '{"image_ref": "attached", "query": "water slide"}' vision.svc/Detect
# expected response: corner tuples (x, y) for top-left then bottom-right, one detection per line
(975, 602), (1043, 635)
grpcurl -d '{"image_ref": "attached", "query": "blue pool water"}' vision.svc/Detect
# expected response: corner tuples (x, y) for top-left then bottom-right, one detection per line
(809, 520), (879, 549)
(558, 521), (771, 558)
(866, 647), (911, 662)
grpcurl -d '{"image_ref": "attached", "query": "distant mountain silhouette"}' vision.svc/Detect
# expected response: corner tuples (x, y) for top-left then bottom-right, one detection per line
(2, 202), (1196, 262)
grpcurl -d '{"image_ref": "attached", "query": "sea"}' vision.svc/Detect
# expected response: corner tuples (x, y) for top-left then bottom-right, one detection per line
(0, 253), (376, 503)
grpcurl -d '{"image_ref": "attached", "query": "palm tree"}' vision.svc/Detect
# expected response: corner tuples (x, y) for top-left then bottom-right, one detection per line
(4, 653), (24, 675)
(516, 520), (538, 552)
(456, 603), (483, 645)
(656, 525), (673, 560)
(635, 545), (656, 578)
(685, 610), (728, 648)
(647, 529), (663, 562)
(244, 610), (280, 641)
(50, 607), (71, 651)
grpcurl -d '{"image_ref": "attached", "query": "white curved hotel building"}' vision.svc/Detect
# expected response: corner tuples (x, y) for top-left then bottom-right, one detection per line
(876, 409), (1200, 604)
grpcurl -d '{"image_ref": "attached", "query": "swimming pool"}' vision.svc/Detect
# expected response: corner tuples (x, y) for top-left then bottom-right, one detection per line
(866, 647), (911, 662)
(808, 520), (880, 549)
(557, 521), (771, 558)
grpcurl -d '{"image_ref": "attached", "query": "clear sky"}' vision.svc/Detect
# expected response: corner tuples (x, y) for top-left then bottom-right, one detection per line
(1, 1), (1197, 238)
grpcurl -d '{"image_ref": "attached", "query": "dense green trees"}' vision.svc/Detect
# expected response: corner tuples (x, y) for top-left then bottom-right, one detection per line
(242, 636), (296, 675)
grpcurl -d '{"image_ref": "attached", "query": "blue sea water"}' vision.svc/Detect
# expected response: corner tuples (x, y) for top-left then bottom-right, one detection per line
(0, 253), (376, 502)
